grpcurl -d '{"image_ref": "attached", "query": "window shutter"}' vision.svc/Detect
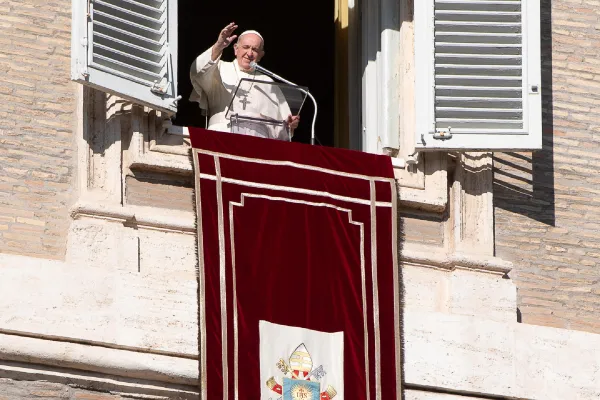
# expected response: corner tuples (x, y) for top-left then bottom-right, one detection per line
(71, 0), (178, 113)
(415, 0), (541, 150)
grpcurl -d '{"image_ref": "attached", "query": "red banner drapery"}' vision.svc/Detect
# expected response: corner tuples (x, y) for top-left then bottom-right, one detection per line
(190, 128), (400, 399)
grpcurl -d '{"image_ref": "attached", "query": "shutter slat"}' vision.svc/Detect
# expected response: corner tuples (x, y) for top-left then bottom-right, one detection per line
(95, 21), (164, 50)
(433, 0), (524, 131)
(436, 42), (522, 48)
(436, 64), (522, 77)
(437, 96), (522, 109)
(104, 0), (166, 14)
(92, 54), (163, 82)
(95, 10), (165, 39)
(91, 0), (169, 87)
(436, 118), (523, 130)
(95, 0), (166, 25)
(95, 32), (164, 60)
(94, 43), (166, 72)
(436, 53), (522, 66)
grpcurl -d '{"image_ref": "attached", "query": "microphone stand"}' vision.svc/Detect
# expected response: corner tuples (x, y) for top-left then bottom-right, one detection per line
(250, 62), (318, 145)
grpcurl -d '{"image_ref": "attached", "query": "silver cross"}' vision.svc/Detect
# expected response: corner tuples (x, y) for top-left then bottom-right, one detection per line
(239, 94), (250, 110)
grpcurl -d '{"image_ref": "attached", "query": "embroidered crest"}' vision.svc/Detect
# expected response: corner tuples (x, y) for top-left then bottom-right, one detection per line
(266, 343), (338, 400)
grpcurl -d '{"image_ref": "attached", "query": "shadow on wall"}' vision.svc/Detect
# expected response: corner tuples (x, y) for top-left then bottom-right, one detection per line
(493, 0), (555, 227)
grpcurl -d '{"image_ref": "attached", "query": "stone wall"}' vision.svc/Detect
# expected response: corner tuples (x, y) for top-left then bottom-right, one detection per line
(0, 379), (124, 400)
(0, 0), (76, 259)
(494, 0), (600, 333)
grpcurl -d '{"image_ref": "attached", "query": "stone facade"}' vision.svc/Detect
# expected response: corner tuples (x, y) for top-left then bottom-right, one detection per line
(2, 0), (600, 398)
(0, 379), (124, 400)
(494, 0), (600, 333)
(0, 0), (76, 259)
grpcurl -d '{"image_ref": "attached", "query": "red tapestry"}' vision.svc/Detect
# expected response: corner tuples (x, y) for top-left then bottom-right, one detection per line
(190, 128), (400, 400)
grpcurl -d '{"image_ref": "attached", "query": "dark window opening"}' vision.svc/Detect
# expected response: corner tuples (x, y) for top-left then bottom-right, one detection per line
(174, 0), (335, 146)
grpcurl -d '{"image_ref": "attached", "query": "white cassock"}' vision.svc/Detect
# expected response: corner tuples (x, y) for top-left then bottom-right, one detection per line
(190, 46), (292, 141)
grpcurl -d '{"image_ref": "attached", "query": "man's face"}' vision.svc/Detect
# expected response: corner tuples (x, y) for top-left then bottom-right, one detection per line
(234, 34), (264, 71)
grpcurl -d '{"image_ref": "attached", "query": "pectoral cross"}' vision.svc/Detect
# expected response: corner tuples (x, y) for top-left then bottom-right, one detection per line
(239, 94), (250, 110)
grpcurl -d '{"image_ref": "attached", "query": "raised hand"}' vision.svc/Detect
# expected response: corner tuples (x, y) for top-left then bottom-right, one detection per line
(215, 22), (238, 51)
(211, 22), (238, 60)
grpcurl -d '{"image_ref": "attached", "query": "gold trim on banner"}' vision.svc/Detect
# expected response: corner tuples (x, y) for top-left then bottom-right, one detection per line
(391, 180), (402, 397)
(229, 193), (369, 400)
(192, 149), (208, 400)
(370, 180), (382, 400)
(228, 202), (239, 400)
(196, 149), (398, 399)
(198, 173), (392, 208)
(196, 149), (394, 183)
(214, 156), (229, 400)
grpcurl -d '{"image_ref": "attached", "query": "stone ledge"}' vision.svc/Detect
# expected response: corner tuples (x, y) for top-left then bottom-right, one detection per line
(404, 311), (600, 399)
(70, 200), (196, 234)
(0, 361), (198, 399)
(401, 243), (513, 275)
(0, 253), (198, 356)
(0, 333), (198, 387)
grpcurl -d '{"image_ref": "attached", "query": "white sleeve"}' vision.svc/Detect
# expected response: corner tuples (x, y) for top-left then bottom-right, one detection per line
(189, 46), (223, 108)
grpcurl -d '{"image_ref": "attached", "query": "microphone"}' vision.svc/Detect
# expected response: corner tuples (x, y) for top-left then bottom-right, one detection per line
(249, 62), (289, 85)
(249, 62), (319, 145)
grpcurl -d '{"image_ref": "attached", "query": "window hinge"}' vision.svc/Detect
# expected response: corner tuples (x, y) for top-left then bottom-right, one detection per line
(151, 77), (169, 95)
(433, 127), (452, 140)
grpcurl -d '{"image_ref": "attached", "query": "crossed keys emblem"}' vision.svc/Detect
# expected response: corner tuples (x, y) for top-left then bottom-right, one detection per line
(277, 358), (327, 381)
(266, 343), (338, 400)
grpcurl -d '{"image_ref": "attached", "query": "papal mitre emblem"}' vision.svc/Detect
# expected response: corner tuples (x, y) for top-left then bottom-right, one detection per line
(266, 342), (337, 399)
(289, 343), (313, 378)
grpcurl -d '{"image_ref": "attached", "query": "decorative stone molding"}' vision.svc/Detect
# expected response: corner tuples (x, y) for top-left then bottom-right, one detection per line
(70, 200), (195, 234)
(401, 243), (512, 276)
(447, 152), (495, 257)
(0, 333), (198, 387)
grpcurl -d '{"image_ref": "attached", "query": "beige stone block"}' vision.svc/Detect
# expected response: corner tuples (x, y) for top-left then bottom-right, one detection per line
(404, 311), (600, 399)
(16, 217), (45, 227)
(0, 252), (197, 355)
(405, 391), (487, 400)
(403, 264), (516, 323)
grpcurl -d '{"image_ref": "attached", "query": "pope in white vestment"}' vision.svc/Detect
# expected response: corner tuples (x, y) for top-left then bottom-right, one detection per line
(190, 24), (299, 141)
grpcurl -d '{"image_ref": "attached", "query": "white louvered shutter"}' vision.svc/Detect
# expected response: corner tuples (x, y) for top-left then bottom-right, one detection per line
(71, 0), (178, 113)
(414, 0), (541, 150)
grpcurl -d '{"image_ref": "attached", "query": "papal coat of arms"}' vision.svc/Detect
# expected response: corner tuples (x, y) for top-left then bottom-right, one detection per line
(266, 343), (337, 400)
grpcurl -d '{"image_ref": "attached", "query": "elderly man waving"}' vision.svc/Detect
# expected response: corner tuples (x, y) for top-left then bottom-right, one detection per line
(190, 23), (300, 141)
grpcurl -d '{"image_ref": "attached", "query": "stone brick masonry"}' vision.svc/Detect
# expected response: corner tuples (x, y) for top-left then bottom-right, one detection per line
(0, 379), (125, 400)
(0, 0), (76, 259)
(494, 0), (600, 333)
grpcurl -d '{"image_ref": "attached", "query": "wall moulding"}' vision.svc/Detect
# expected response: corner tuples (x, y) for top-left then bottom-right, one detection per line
(0, 333), (198, 387)
(70, 200), (195, 234)
(401, 243), (512, 276)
